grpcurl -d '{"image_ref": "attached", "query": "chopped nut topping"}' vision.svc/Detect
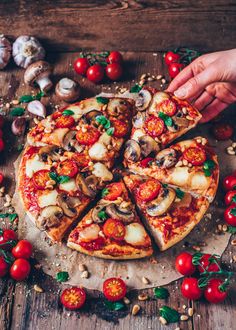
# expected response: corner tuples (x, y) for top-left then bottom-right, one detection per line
(81, 270), (89, 279)
(33, 284), (44, 293)
(78, 264), (87, 272)
(159, 316), (167, 325)
(142, 276), (149, 284)
(138, 293), (148, 301)
(123, 297), (131, 305)
(132, 304), (141, 316)
(188, 307), (194, 316)
(180, 315), (189, 321)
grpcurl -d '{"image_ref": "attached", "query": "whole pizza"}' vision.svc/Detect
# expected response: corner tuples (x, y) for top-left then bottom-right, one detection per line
(18, 89), (219, 259)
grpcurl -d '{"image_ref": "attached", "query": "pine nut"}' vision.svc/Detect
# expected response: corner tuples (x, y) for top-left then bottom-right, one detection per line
(132, 304), (141, 316)
(231, 239), (236, 246)
(78, 264), (87, 272)
(156, 74), (163, 80)
(159, 316), (167, 325)
(33, 284), (44, 293)
(188, 307), (194, 316)
(180, 315), (189, 321)
(142, 276), (149, 284)
(81, 270), (89, 279)
(123, 297), (130, 305)
(222, 224), (228, 232)
(138, 293), (148, 301)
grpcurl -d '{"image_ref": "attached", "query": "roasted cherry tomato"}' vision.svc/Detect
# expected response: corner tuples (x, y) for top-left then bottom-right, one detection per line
(224, 203), (236, 226)
(204, 279), (228, 303)
(76, 126), (100, 145)
(0, 172), (4, 185)
(0, 256), (8, 277)
(86, 64), (104, 83)
(79, 237), (105, 251)
(55, 115), (75, 129)
(0, 229), (17, 251)
(175, 252), (196, 276)
(157, 99), (177, 116)
(12, 240), (32, 260)
(72, 153), (90, 168)
(0, 115), (4, 128)
(212, 123), (233, 141)
(103, 219), (126, 241)
(183, 147), (206, 165)
(181, 277), (202, 300)
(10, 258), (31, 281)
(57, 159), (78, 178)
(0, 139), (5, 152)
(164, 51), (181, 66)
(225, 190), (236, 205)
(106, 63), (123, 81)
(144, 116), (165, 137)
(104, 182), (124, 201)
(107, 51), (123, 64)
(32, 170), (51, 190)
(103, 277), (127, 302)
(60, 287), (86, 310)
(137, 179), (161, 202)
(223, 175), (236, 191)
(111, 119), (129, 138)
(198, 254), (221, 273)
(168, 62), (184, 79)
(74, 57), (90, 76)
(140, 157), (154, 168)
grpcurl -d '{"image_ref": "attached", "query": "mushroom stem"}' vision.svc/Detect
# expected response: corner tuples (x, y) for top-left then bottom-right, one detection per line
(36, 76), (53, 92)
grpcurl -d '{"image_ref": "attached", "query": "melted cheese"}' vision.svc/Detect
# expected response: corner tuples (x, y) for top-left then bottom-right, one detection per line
(170, 167), (190, 186)
(59, 179), (77, 192)
(132, 129), (145, 141)
(25, 155), (50, 178)
(190, 172), (209, 189)
(92, 162), (113, 181)
(48, 128), (69, 145)
(38, 190), (58, 208)
(124, 223), (146, 246)
(79, 224), (100, 242)
(99, 132), (112, 146)
(88, 142), (108, 161)
(148, 91), (169, 115)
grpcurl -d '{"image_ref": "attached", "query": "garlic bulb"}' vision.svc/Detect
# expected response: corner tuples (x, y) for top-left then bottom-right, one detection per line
(0, 35), (11, 69)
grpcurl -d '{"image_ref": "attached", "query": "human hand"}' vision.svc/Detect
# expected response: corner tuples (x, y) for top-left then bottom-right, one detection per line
(167, 49), (236, 123)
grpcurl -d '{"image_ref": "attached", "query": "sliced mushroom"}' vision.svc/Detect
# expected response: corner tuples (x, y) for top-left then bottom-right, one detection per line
(146, 188), (176, 216)
(132, 112), (146, 128)
(124, 139), (141, 162)
(135, 89), (152, 111)
(107, 98), (130, 117)
(36, 206), (63, 230)
(155, 148), (178, 168)
(57, 194), (79, 218)
(105, 203), (135, 223)
(138, 135), (160, 157)
(84, 110), (102, 124)
(38, 145), (63, 162)
(91, 204), (107, 223)
(76, 174), (98, 198)
(173, 116), (189, 127)
(167, 123), (179, 133)
(63, 130), (84, 153)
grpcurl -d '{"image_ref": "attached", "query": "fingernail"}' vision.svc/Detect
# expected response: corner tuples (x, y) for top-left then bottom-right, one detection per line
(174, 88), (187, 99)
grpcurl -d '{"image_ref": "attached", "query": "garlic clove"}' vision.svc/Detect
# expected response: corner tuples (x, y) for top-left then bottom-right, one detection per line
(11, 117), (26, 136)
(27, 100), (46, 118)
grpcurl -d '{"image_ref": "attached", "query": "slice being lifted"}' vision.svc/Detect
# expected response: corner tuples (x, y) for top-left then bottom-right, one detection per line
(124, 174), (209, 251)
(67, 181), (153, 259)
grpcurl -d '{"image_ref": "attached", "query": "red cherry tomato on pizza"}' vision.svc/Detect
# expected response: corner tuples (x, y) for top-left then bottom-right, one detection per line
(107, 51), (123, 64)
(103, 277), (127, 302)
(104, 182), (123, 201)
(164, 51), (181, 66)
(106, 63), (123, 81)
(198, 254), (220, 273)
(10, 258), (31, 281)
(181, 277), (202, 300)
(212, 123), (233, 141)
(74, 57), (90, 76)
(55, 115), (75, 129)
(175, 252), (196, 276)
(0, 229), (17, 251)
(32, 170), (51, 190)
(86, 64), (104, 83)
(0, 172), (3, 185)
(0, 139), (5, 152)
(72, 153), (90, 168)
(144, 116), (165, 138)
(0, 130), (3, 138)
(57, 159), (78, 178)
(103, 219), (126, 241)
(183, 147), (206, 165)
(12, 240), (32, 260)
(137, 179), (161, 202)
(76, 125), (100, 145)
(225, 190), (236, 205)
(157, 99), (177, 116)
(0, 115), (4, 128)
(111, 119), (129, 138)
(140, 157), (154, 168)
(168, 62), (184, 79)
(223, 175), (236, 191)
(0, 256), (9, 277)
(224, 204), (236, 226)
(60, 287), (86, 310)
(79, 237), (105, 251)
(204, 279), (228, 303)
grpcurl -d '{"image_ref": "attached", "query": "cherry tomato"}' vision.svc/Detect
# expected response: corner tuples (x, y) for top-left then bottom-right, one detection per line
(164, 51), (181, 66)
(79, 237), (105, 251)
(183, 147), (206, 165)
(32, 170), (51, 190)
(55, 115), (75, 129)
(0, 256), (8, 277)
(225, 190), (236, 205)
(103, 219), (126, 241)
(103, 277), (127, 302)
(144, 116), (165, 137)
(223, 175), (236, 191)
(60, 287), (86, 310)
(76, 126), (100, 145)
(137, 179), (161, 202)
(104, 182), (124, 201)
(72, 153), (90, 168)
(140, 157), (154, 168)
(0, 115), (4, 128)
(224, 203), (236, 226)
(198, 254), (220, 273)
(74, 57), (90, 76)
(0, 172), (4, 185)
(181, 277), (202, 300)
(0, 139), (5, 152)
(111, 119), (129, 137)
(204, 278), (228, 303)
(168, 62), (184, 79)
(0, 229), (17, 251)
(106, 63), (123, 81)
(12, 240), (32, 260)
(10, 258), (31, 281)
(0, 129), (3, 138)
(157, 99), (177, 116)
(107, 51), (123, 64)
(86, 64), (104, 83)
(57, 159), (78, 178)
(175, 252), (196, 276)
(212, 123), (233, 141)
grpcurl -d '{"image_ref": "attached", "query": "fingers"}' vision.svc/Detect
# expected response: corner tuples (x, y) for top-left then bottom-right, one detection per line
(167, 64), (195, 93)
(199, 99), (228, 123)
(193, 91), (214, 111)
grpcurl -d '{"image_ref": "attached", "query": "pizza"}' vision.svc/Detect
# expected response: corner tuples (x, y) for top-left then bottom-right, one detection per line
(123, 174), (209, 251)
(67, 181), (153, 259)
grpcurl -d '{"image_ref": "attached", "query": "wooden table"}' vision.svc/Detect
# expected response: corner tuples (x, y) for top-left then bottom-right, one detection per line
(0, 1), (236, 329)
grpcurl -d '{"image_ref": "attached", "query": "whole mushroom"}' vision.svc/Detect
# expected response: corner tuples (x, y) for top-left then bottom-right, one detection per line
(55, 78), (80, 102)
(12, 35), (45, 68)
(24, 61), (53, 92)
(0, 35), (11, 69)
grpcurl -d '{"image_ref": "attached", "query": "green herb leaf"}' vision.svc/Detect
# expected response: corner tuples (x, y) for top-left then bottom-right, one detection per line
(17, 144), (24, 152)
(56, 271), (69, 282)
(96, 115), (109, 126)
(153, 287), (169, 299)
(203, 160), (215, 170)
(101, 188), (109, 197)
(130, 84), (142, 93)
(49, 172), (58, 182)
(96, 97), (109, 105)
(62, 110), (75, 116)
(175, 188), (185, 200)
(159, 306), (180, 324)
(19, 95), (34, 103)
(104, 300), (125, 311)
(158, 112), (173, 127)
(34, 91), (45, 100)
(162, 183), (168, 188)
(0, 213), (9, 219)
(98, 210), (108, 221)
(0, 250), (15, 264)
(0, 228), (3, 235)
(227, 226), (236, 234)
(204, 168), (212, 177)
(57, 176), (70, 184)
(232, 195), (236, 203)
(106, 127), (115, 136)
(8, 214), (18, 222)
(230, 207), (236, 217)
(10, 107), (25, 116)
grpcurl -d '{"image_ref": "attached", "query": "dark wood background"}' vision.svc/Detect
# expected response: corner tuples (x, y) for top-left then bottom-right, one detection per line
(0, 1), (236, 330)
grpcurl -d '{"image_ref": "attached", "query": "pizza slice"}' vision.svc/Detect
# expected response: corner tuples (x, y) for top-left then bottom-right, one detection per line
(18, 145), (113, 242)
(67, 181), (153, 259)
(125, 137), (219, 202)
(123, 174), (209, 251)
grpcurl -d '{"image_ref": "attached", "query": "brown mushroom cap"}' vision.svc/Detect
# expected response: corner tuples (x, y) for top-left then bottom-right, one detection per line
(55, 78), (80, 102)
(24, 60), (52, 85)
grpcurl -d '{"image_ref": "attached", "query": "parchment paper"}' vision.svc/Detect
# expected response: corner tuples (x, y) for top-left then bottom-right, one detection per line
(12, 123), (233, 291)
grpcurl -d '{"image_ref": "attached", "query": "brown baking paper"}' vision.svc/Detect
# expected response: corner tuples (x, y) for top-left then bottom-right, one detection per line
(12, 126), (232, 291)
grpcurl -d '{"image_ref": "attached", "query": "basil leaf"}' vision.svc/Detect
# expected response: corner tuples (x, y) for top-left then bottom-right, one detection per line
(96, 97), (109, 104)
(158, 112), (173, 127)
(203, 160), (215, 170)
(96, 115), (109, 126)
(56, 271), (69, 282)
(162, 183), (168, 188)
(106, 127), (115, 136)
(0, 213), (9, 219)
(49, 172), (58, 182)
(35, 91), (45, 100)
(204, 168), (212, 177)
(159, 306), (180, 323)
(98, 210), (108, 221)
(104, 300), (125, 311)
(8, 213), (18, 222)
(230, 207), (236, 216)
(175, 188), (185, 200)
(101, 188), (109, 197)
(57, 176), (70, 184)
(153, 287), (169, 299)
(62, 110), (74, 116)
(227, 226), (236, 234)
(19, 95), (34, 103)
(130, 84), (142, 93)
(10, 107), (25, 116)
(17, 144), (24, 151)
